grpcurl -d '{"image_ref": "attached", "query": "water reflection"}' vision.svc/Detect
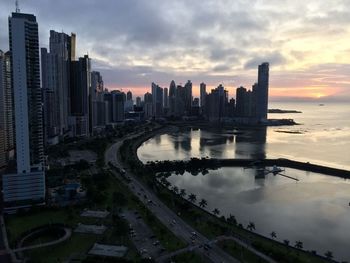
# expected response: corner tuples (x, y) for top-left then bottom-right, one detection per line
(167, 167), (350, 261)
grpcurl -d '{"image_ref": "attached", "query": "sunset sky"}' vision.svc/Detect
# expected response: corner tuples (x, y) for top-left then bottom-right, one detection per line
(1, 0), (350, 101)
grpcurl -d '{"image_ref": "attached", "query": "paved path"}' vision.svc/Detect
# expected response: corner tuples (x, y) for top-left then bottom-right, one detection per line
(13, 227), (72, 253)
(105, 135), (239, 263)
(216, 236), (278, 263)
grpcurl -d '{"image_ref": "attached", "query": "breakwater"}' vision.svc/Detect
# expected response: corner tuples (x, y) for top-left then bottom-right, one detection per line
(146, 158), (350, 179)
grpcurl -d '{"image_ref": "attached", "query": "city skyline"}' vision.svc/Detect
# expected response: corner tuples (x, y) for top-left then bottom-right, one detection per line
(1, 1), (350, 101)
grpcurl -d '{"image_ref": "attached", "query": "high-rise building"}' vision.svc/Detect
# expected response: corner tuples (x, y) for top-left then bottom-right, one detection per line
(205, 84), (227, 122)
(184, 80), (192, 115)
(256, 62), (269, 120)
(69, 55), (91, 137)
(144, 92), (153, 119)
(175, 85), (186, 117)
(41, 47), (59, 144)
(125, 91), (133, 112)
(112, 91), (125, 122)
(41, 30), (75, 143)
(169, 80), (176, 116)
(49, 30), (73, 134)
(235, 86), (247, 117)
(0, 50), (14, 167)
(151, 83), (163, 118)
(126, 91), (132, 101)
(200, 82), (206, 108)
(3, 12), (45, 209)
(164, 88), (169, 109)
(136, 96), (142, 107)
(0, 50), (6, 168)
(90, 71), (105, 129)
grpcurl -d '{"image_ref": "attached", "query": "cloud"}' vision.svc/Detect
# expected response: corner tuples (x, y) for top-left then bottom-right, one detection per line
(0, 0), (349, 100)
(244, 52), (288, 70)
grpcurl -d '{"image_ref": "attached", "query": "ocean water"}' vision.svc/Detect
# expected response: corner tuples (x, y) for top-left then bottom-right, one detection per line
(138, 102), (350, 169)
(137, 101), (350, 260)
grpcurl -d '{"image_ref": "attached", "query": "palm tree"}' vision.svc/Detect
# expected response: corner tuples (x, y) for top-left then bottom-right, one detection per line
(164, 180), (171, 188)
(179, 189), (186, 198)
(227, 214), (237, 226)
(199, 198), (208, 208)
(270, 231), (277, 239)
(324, 251), (333, 260)
(294, 241), (303, 250)
(172, 186), (179, 195)
(247, 222), (256, 232)
(188, 193), (197, 203)
(283, 239), (290, 246)
(212, 208), (220, 216)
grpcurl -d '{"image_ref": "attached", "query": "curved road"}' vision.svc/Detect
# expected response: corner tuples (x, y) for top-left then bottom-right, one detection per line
(105, 135), (238, 263)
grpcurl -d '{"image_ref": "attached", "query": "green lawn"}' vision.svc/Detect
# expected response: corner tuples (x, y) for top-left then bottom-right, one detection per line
(6, 209), (80, 245)
(25, 234), (98, 263)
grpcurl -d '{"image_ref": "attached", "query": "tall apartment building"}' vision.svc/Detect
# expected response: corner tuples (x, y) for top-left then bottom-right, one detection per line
(41, 30), (75, 144)
(69, 55), (91, 137)
(3, 12), (45, 209)
(256, 62), (269, 121)
(0, 50), (14, 167)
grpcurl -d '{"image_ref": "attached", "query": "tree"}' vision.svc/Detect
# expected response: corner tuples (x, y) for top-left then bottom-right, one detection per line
(199, 199), (208, 208)
(325, 251), (333, 260)
(283, 239), (290, 246)
(212, 208), (220, 216)
(227, 214), (237, 226)
(247, 222), (256, 232)
(294, 241), (303, 250)
(188, 193), (197, 203)
(180, 189), (186, 198)
(172, 186), (179, 195)
(270, 231), (277, 239)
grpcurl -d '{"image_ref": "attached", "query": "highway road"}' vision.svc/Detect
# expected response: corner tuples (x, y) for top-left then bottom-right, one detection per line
(105, 135), (239, 263)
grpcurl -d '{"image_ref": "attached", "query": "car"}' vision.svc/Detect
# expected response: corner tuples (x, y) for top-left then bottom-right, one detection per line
(153, 241), (160, 246)
(150, 235), (156, 239)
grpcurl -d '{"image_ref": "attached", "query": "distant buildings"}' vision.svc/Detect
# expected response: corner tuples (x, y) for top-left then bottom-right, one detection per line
(143, 63), (269, 123)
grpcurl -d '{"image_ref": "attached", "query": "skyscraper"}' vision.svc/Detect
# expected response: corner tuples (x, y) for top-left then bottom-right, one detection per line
(200, 82), (206, 108)
(164, 87), (169, 109)
(169, 80), (176, 116)
(0, 50), (14, 167)
(69, 55), (91, 137)
(49, 30), (73, 134)
(90, 71), (105, 129)
(151, 82), (163, 118)
(256, 62), (269, 121)
(3, 12), (45, 208)
(184, 80), (192, 115)
(41, 30), (75, 143)
(235, 86), (247, 117)
(144, 92), (153, 119)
